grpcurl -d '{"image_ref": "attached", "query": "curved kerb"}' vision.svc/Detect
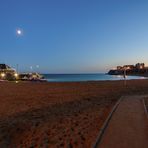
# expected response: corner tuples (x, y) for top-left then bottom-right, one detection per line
(92, 96), (123, 148)
(142, 98), (148, 119)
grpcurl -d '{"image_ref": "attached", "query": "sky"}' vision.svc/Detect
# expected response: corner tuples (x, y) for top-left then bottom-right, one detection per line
(0, 0), (148, 73)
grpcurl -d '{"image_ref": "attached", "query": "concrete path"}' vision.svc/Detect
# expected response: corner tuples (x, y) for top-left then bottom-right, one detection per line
(98, 96), (148, 148)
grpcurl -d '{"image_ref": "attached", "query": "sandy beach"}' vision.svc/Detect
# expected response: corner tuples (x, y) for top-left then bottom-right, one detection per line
(0, 80), (148, 147)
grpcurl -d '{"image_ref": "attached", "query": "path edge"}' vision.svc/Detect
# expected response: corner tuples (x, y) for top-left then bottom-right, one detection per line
(142, 99), (148, 118)
(92, 96), (123, 148)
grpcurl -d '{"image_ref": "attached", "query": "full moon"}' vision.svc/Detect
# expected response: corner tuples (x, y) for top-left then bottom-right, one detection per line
(16, 29), (23, 36)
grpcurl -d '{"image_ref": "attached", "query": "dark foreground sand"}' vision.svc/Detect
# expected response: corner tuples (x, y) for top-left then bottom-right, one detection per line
(0, 80), (148, 147)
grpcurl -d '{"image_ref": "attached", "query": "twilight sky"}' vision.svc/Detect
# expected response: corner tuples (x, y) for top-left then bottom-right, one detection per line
(0, 0), (148, 73)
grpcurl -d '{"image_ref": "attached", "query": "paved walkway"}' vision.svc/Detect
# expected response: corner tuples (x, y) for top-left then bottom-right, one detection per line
(98, 96), (148, 148)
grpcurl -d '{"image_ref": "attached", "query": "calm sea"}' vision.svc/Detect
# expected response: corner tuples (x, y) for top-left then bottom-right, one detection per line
(43, 74), (147, 82)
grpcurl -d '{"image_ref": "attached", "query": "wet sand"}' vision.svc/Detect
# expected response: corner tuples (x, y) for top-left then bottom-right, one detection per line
(0, 80), (148, 147)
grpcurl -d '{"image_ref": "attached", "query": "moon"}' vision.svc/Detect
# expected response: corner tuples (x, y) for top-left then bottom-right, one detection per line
(16, 29), (23, 36)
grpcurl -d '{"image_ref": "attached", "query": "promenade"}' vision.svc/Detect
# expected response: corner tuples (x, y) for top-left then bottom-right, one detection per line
(98, 95), (148, 148)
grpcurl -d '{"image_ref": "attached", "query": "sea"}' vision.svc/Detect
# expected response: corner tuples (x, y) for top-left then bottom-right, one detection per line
(43, 74), (147, 82)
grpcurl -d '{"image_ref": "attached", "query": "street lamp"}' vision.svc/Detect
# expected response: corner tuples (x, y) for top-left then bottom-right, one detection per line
(1, 73), (5, 79)
(30, 66), (33, 72)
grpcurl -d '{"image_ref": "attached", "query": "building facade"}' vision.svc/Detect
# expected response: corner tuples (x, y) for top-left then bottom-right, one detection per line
(0, 64), (18, 80)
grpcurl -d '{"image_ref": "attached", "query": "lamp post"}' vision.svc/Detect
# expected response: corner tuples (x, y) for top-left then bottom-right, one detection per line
(30, 66), (33, 73)
(16, 64), (19, 73)
(36, 65), (39, 73)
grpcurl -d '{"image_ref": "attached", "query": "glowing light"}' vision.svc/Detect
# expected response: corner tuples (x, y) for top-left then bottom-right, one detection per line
(14, 73), (18, 78)
(1, 73), (5, 78)
(16, 28), (23, 36)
